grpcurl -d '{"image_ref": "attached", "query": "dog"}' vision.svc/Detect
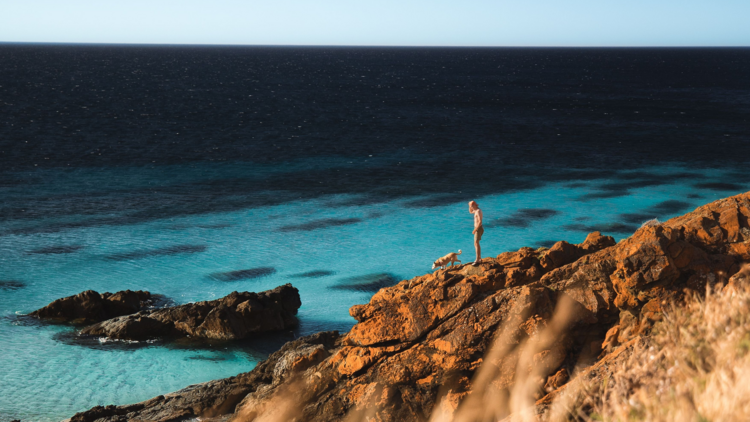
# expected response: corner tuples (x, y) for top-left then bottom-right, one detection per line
(432, 250), (462, 270)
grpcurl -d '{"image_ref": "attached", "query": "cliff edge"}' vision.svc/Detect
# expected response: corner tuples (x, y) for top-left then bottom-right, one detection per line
(70, 192), (750, 422)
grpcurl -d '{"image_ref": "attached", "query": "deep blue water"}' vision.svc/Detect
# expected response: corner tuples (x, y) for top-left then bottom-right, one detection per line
(0, 45), (749, 421)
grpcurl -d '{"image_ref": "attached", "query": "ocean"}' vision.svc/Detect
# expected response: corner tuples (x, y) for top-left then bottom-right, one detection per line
(0, 45), (749, 421)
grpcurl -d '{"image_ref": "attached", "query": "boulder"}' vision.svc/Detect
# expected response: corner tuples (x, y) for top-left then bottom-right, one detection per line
(30, 290), (152, 324)
(81, 284), (301, 341)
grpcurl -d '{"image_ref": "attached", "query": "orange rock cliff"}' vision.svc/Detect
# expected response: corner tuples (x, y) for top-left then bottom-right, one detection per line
(70, 192), (750, 422)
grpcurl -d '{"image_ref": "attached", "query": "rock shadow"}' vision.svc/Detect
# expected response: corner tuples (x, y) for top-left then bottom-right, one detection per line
(105, 244), (208, 261)
(208, 267), (277, 282)
(488, 208), (559, 228)
(278, 218), (362, 232)
(329, 273), (400, 293)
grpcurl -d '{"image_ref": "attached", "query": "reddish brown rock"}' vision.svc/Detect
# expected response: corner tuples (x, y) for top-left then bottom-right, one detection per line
(30, 289), (152, 324)
(80, 284), (301, 341)
(71, 193), (750, 422)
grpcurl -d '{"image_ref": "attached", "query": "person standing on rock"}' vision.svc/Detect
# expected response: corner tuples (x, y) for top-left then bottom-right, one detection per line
(469, 201), (483, 265)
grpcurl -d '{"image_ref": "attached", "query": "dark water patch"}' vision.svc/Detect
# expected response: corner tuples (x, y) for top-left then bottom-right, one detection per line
(610, 171), (695, 182)
(566, 182), (588, 188)
(694, 182), (744, 191)
(536, 240), (559, 248)
(599, 179), (667, 191)
(574, 216), (591, 221)
(619, 213), (658, 225)
(27, 245), (84, 255)
(403, 194), (467, 209)
(290, 270), (336, 278)
(328, 195), (394, 208)
(1, 47), (750, 231)
(208, 267), (276, 282)
(579, 179), (668, 201)
(187, 355), (228, 362)
(687, 193), (703, 199)
(564, 222), (639, 235)
(578, 190), (632, 200)
(167, 223), (232, 230)
(197, 223), (232, 229)
(278, 218), (362, 232)
(329, 273), (400, 293)
(0, 280), (26, 291)
(4, 314), (45, 327)
(646, 200), (693, 215)
(105, 244), (208, 261)
(488, 208), (559, 228)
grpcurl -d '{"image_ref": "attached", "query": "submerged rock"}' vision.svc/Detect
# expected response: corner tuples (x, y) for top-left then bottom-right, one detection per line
(0, 280), (26, 291)
(80, 283), (301, 341)
(30, 290), (152, 324)
(71, 192), (750, 422)
(208, 267), (277, 281)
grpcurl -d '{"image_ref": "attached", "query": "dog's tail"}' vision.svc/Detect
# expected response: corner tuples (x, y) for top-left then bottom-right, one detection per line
(457, 249), (462, 255)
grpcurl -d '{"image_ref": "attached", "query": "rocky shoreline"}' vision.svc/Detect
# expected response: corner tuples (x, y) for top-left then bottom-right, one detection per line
(69, 192), (750, 422)
(32, 284), (301, 342)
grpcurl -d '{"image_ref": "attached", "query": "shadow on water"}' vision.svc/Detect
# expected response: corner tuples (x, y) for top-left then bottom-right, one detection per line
(577, 173), (700, 201)
(0, 280), (26, 291)
(487, 208), (559, 228)
(289, 270), (336, 278)
(166, 223), (233, 230)
(646, 200), (693, 214)
(27, 245), (84, 255)
(207, 267), (277, 282)
(49, 319), (342, 359)
(277, 218), (362, 232)
(694, 182), (744, 191)
(402, 194), (469, 208)
(329, 273), (401, 293)
(619, 200), (694, 226)
(105, 244), (208, 261)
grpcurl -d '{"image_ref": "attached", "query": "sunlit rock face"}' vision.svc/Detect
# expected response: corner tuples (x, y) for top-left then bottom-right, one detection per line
(80, 284), (301, 341)
(72, 192), (750, 422)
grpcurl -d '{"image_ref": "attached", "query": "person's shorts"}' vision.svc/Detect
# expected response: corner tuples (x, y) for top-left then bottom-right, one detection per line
(474, 225), (484, 242)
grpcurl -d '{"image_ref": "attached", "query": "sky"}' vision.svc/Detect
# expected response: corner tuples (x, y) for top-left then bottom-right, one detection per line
(0, 0), (748, 46)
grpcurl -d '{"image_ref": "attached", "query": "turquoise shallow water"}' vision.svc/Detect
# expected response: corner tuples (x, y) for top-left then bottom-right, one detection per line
(0, 162), (743, 421)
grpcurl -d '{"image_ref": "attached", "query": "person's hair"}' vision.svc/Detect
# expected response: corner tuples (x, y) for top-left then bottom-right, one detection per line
(469, 200), (478, 209)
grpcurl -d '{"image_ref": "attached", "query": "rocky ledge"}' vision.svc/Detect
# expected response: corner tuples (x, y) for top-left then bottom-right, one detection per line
(30, 289), (152, 324)
(80, 284), (301, 341)
(71, 192), (750, 422)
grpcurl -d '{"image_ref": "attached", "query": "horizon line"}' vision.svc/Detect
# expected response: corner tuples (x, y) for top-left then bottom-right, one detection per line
(1, 41), (749, 48)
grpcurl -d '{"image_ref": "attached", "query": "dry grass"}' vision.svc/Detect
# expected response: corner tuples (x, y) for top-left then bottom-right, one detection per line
(232, 280), (750, 422)
(565, 282), (750, 422)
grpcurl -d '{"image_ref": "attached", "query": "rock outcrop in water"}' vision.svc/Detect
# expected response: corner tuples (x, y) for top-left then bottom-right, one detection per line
(80, 284), (301, 341)
(30, 289), (152, 324)
(70, 193), (750, 422)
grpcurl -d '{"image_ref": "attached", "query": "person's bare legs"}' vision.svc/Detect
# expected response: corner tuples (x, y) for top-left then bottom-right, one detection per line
(474, 236), (481, 264)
